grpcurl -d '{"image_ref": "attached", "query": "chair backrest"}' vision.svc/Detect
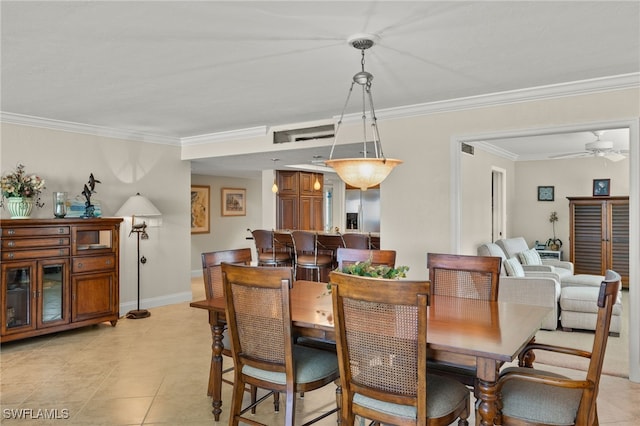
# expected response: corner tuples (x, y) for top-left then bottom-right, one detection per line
(329, 271), (430, 424)
(251, 229), (274, 251)
(201, 248), (252, 300)
(580, 270), (621, 422)
(291, 230), (316, 253)
(341, 233), (370, 249)
(427, 253), (501, 301)
(495, 237), (529, 259)
(477, 243), (508, 275)
(221, 264), (294, 376)
(336, 247), (396, 270)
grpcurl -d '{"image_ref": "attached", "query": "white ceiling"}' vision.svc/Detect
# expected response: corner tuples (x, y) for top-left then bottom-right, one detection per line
(2, 1), (639, 177)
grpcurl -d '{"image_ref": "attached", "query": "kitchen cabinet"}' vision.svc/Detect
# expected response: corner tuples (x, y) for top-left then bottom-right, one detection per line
(276, 171), (323, 230)
(1, 218), (122, 342)
(568, 196), (629, 288)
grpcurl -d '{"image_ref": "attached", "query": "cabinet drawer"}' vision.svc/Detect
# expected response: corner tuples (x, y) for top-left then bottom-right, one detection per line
(2, 248), (70, 261)
(2, 237), (70, 250)
(73, 255), (116, 273)
(2, 226), (69, 237)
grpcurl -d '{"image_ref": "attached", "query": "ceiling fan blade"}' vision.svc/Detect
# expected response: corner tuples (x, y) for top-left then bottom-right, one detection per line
(549, 151), (590, 159)
(605, 152), (626, 162)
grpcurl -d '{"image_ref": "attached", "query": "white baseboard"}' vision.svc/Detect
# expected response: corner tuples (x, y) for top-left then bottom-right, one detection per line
(119, 291), (193, 315)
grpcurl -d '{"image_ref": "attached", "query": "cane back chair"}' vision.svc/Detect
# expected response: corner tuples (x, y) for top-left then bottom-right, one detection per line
(336, 247), (396, 270)
(222, 263), (341, 426)
(329, 271), (470, 426)
(497, 270), (621, 426)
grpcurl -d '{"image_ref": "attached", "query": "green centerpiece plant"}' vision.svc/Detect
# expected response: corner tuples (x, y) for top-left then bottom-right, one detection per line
(327, 259), (409, 293)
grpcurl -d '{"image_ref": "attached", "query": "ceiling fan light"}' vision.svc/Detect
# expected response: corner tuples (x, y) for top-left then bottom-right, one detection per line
(325, 158), (402, 191)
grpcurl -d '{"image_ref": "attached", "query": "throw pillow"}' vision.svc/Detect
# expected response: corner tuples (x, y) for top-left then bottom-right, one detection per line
(518, 248), (543, 265)
(504, 257), (525, 277)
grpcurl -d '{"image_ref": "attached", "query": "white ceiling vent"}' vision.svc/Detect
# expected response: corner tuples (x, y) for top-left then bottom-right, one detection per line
(273, 124), (335, 144)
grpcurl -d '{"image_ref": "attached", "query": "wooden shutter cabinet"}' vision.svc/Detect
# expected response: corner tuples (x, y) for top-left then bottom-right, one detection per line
(568, 196), (629, 288)
(276, 171), (323, 230)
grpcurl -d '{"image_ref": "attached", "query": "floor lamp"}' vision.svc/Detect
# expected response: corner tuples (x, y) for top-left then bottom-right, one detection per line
(116, 193), (162, 319)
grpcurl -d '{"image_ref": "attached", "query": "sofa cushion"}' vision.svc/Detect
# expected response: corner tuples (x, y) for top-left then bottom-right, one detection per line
(504, 257), (525, 277)
(518, 248), (543, 266)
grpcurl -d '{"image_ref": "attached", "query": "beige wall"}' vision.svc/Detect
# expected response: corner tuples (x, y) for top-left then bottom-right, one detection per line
(190, 174), (261, 274)
(1, 123), (192, 312)
(512, 156), (630, 255)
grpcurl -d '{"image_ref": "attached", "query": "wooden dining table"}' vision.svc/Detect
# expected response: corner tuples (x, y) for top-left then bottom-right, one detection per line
(190, 280), (551, 425)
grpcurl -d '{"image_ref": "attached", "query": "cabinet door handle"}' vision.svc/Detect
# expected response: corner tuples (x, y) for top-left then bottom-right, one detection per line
(8, 241), (15, 247)
(8, 253), (14, 259)
(59, 239), (65, 245)
(77, 262), (83, 269)
(105, 259), (111, 266)
(8, 229), (15, 235)
(58, 228), (65, 234)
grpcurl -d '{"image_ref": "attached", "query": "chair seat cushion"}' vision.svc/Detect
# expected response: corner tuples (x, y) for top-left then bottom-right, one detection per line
(499, 367), (582, 425)
(296, 254), (333, 266)
(353, 374), (469, 420)
(257, 251), (291, 263)
(560, 285), (623, 315)
(242, 344), (338, 385)
(561, 274), (604, 288)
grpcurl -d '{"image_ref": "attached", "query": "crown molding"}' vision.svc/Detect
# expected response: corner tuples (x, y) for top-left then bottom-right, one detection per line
(2, 74), (638, 146)
(0, 112), (181, 146)
(471, 141), (519, 161)
(343, 73), (640, 124)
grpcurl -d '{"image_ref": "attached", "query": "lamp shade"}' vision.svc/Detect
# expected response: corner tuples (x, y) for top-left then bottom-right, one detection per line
(115, 193), (162, 217)
(324, 158), (402, 191)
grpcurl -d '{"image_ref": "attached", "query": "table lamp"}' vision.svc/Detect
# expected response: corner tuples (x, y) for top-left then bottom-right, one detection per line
(115, 193), (162, 319)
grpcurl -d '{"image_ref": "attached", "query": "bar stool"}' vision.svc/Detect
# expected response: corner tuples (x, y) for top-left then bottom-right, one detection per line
(291, 231), (332, 281)
(341, 233), (370, 249)
(251, 229), (291, 266)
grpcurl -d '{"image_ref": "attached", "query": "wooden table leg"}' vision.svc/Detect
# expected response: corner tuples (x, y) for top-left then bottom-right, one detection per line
(476, 358), (500, 425)
(209, 316), (225, 421)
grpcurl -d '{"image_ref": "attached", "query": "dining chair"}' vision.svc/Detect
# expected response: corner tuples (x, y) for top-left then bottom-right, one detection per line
(336, 247), (396, 270)
(341, 233), (370, 249)
(497, 270), (621, 426)
(201, 248), (253, 394)
(329, 271), (470, 426)
(251, 229), (292, 267)
(291, 230), (333, 281)
(426, 253), (502, 391)
(221, 263), (341, 425)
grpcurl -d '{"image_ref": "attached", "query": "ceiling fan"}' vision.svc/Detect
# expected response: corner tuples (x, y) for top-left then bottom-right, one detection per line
(549, 131), (628, 162)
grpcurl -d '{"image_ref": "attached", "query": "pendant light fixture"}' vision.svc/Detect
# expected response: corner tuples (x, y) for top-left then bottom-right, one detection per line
(325, 34), (402, 191)
(271, 158), (279, 193)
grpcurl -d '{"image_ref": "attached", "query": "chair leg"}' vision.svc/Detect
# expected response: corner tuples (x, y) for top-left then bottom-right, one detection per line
(273, 391), (280, 412)
(230, 377), (246, 426)
(335, 383), (342, 425)
(285, 388), (296, 426)
(250, 385), (258, 414)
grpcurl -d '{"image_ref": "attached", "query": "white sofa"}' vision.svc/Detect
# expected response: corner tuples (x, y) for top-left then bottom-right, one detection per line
(495, 237), (574, 282)
(477, 243), (560, 330)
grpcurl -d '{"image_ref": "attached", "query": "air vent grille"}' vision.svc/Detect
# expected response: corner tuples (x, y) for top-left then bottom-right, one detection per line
(461, 143), (474, 155)
(274, 124), (335, 144)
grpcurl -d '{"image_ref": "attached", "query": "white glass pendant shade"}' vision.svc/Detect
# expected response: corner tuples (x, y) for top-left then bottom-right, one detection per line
(325, 158), (402, 191)
(272, 182), (278, 193)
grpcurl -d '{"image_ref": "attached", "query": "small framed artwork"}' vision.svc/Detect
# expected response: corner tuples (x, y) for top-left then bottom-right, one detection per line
(191, 185), (210, 234)
(221, 188), (246, 216)
(593, 179), (610, 197)
(537, 186), (554, 201)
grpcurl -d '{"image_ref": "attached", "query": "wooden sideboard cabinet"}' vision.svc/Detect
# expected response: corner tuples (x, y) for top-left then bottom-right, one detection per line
(1, 218), (122, 342)
(568, 196), (629, 288)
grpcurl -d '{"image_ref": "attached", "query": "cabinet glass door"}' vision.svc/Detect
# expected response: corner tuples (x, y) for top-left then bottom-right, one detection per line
(2, 263), (34, 332)
(38, 260), (69, 327)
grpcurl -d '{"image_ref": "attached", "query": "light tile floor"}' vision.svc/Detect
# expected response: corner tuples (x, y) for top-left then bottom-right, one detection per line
(1, 278), (638, 425)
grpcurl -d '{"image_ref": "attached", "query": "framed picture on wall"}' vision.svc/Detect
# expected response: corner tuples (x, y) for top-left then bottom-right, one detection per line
(221, 188), (246, 216)
(191, 185), (210, 234)
(593, 178), (610, 196)
(537, 186), (554, 201)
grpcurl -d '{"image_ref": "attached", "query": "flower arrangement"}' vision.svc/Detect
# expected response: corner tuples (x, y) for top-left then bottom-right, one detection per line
(1, 163), (46, 207)
(546, 211), (562, 249)
(340, 260), (409, 279)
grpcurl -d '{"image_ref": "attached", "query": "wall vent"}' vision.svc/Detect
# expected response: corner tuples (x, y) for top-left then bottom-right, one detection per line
(274, 124), (335, 144)
(461, 142), (474, 155)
